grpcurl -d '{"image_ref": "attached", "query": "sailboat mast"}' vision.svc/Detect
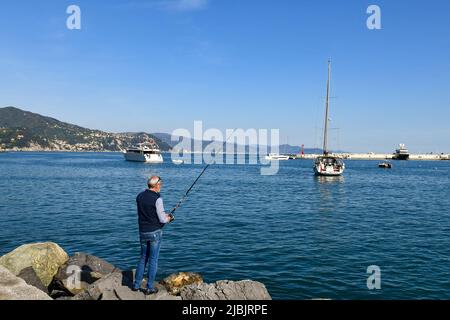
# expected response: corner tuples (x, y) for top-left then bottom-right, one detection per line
(323, 59), (331, 155)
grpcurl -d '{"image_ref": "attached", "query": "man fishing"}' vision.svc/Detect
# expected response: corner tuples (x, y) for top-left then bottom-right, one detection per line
(132, 135), (232, 294)
(133, 176), (174, 295)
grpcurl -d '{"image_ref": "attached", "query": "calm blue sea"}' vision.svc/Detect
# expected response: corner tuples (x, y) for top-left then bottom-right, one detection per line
(0, 152), (449, 299)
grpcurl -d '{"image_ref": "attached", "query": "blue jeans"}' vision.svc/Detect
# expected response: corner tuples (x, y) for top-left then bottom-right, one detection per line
(133, 229), (162, 290)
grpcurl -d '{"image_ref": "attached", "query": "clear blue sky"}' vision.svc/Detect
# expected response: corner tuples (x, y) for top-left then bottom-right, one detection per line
(1, 0), (449, 152)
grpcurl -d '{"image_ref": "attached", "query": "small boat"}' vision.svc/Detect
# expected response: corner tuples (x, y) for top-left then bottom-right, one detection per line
(313, 59), (345, 176)
(123, 140), (163, 163)
(172, 159), (184, 165)
(378, 162), (392, 168)
(265, 153), (290, 161)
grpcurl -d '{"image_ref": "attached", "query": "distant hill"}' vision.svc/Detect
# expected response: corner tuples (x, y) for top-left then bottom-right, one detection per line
(152, 132), (181, 147)
(0, 107), (171, 151)
(0, 107), (341, 153)
(153, 133), (330, 154)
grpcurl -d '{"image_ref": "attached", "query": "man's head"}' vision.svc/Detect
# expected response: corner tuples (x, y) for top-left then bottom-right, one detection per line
(148, 176), (162, 192)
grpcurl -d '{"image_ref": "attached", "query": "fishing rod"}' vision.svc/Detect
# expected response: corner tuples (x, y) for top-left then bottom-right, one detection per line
(169, 131), (236, 217)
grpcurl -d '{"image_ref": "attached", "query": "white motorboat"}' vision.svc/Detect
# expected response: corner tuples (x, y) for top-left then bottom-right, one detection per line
(172, 159), (184, 165)
(123, 141), (163, 163)
(265, 153), (290, 161)
(314, 59), (345, 176)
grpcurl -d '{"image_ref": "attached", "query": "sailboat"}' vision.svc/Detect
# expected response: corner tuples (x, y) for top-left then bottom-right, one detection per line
(314, 59), (345, 176)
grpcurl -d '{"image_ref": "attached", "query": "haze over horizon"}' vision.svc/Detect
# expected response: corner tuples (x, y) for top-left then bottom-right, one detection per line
(1, 0), (449, 153)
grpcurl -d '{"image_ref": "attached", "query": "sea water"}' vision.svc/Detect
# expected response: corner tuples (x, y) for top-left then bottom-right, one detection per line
(0, 152), (449, 299)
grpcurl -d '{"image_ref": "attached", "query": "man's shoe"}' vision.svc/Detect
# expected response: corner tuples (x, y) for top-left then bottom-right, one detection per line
(131, 287), (140, 292)
(143, 288), (159, 295)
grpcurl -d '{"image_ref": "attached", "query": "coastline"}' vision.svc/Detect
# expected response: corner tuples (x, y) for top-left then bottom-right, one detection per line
(2, 150), (449, 161)
(296, 153), (450, 161)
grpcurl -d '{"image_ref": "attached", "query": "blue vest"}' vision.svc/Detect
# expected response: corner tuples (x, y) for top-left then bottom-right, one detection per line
(136, 189), (164, 233)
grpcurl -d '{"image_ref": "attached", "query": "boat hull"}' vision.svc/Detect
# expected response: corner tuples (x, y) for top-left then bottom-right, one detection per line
(124, 152), (163, 163)
(314, 167), (344, 176)
(378, 163), (392, 168)
(393, 154), (409, 160)
(265, 154), (290, 161)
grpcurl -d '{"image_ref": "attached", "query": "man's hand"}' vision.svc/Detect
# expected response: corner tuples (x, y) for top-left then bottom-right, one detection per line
(167, 214), (175, 223)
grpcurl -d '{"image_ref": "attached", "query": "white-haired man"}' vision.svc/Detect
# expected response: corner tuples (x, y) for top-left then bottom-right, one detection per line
(132, 176), (174, 295)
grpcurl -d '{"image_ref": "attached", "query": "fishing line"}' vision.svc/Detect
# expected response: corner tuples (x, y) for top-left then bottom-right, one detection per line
(169, 130), (236, 216)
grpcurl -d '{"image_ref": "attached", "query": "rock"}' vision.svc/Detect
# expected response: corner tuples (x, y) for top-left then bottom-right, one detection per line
(113, 284), (183, 301)
(49, 289), (71, 300)
(180, 280), (272, 300)
(114, 286), (145, 300)
(72, 270), (181, 301)
(0, 242), (68, 287)
(67, 252), (118, 274)
(71, 290), (93, 301)
(148, 283), (182, 301)
(100, 288), (120, 300)
(72, 270), (135, 300)
(160, 272), (203, 295)
(51, 252), (120, 295)
(0, 265), (52, 300)
(17, 266), (48, 293)
(54, 296), (73, 300)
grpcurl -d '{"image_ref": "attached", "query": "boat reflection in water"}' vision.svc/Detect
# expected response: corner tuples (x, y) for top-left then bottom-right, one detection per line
(314, 175), (345, 214)
(314, 175), (345, 184)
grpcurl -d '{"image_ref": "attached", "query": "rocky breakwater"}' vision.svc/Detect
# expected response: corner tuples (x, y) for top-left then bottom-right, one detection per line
(0, 242), (271, 300)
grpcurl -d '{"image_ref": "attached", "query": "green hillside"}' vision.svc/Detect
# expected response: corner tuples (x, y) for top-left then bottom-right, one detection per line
(0, 107), (171, 151)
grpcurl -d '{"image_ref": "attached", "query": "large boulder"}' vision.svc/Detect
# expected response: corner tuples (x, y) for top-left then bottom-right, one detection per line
(160, 272), (203, 295)
(0, 242), (68, 287)
(180, 280), (272, 300)
(17, 267), (48, 293)
(0, 265), (52, 300)
(51, 252), (120, 295)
